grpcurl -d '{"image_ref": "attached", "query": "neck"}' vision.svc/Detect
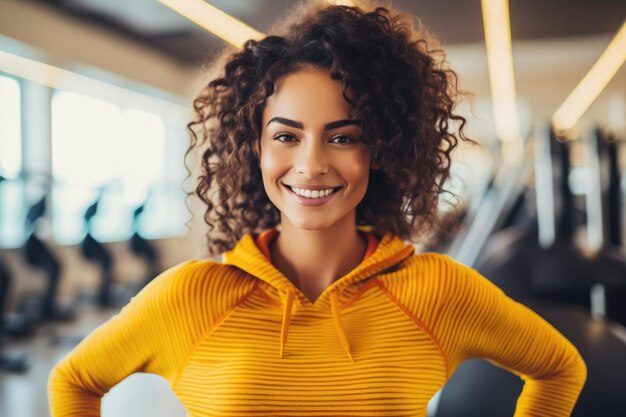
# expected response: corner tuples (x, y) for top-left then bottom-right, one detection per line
(270, 215), (367, 302)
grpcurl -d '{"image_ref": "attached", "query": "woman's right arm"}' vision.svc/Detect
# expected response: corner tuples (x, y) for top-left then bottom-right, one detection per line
(47, 259), (200, 416)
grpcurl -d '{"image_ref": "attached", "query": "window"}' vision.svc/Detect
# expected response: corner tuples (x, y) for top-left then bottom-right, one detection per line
(51, 91), (185, 245)
(0, 75), (24, 248)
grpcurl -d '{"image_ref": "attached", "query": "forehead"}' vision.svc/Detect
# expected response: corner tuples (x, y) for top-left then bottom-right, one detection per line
(262, 69), (352, 125)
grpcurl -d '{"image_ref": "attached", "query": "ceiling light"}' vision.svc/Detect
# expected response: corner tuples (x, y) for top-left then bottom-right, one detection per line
(158, 0), (264, 48)
(481, 0), (521, 143)
(552, 20), (626, 134)
(0, 50), (186, 111)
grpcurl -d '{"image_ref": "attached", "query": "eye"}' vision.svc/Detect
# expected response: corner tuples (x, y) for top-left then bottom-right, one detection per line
(330, 134), (356, 145)
(272, 133), (357, 144)
(273, 133), (298, 143)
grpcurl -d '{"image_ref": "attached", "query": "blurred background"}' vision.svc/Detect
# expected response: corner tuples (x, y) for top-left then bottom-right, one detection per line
(0, 0), (625, 416)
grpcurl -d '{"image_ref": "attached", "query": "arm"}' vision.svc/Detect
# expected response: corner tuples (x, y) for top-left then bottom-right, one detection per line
(47, 259), (200, 417)
(437, 255), (587, 417)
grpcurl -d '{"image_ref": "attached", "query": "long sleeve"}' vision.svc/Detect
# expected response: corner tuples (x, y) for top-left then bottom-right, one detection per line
(47, 259), (204, 417)
(436, 254), (587, 417)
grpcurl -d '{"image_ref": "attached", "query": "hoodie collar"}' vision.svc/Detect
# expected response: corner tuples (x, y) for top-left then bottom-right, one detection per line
(222, 226), (415, 361)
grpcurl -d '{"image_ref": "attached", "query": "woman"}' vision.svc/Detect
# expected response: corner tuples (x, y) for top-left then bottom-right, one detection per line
(48, 1), (587, 416)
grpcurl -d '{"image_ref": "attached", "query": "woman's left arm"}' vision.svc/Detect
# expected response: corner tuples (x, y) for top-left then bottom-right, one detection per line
(436, 255), (587, 417)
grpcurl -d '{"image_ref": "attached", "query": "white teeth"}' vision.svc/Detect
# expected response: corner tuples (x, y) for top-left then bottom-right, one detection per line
(290, 186), (336, 198)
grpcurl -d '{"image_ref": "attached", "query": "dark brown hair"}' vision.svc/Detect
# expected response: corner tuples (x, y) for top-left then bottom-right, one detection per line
(186, 0), (476, 256)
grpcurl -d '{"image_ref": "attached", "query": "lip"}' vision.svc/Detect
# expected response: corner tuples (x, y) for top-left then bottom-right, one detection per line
(282, 183), (342, 207)
(284, 183), (342, 190)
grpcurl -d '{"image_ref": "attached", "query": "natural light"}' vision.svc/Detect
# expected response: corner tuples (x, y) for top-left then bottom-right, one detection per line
(0, 75), (24, 247)
(51, 91), (166, 244)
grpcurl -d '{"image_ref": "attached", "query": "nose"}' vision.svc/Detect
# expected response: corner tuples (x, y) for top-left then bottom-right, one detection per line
(294, 139), (329, 178)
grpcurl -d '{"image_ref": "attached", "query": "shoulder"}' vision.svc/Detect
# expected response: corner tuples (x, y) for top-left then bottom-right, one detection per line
(150, 258), (256, 290)
(399, 252), (491, 285)
(378, 252), (493, 308)
(376, 252), (450, 301)
(398, 251), (460, 270)
(382, 251), (470, 283)
(138, 259), (257, 319)
(144, 259), (219, 293)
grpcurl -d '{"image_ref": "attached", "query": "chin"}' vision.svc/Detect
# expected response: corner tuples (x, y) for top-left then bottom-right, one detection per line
(286, 218), (337, 231)
(278, 210), (335, 229)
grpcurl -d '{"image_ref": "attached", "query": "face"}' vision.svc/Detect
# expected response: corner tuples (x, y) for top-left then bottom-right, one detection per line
(255, 67), (375, 231)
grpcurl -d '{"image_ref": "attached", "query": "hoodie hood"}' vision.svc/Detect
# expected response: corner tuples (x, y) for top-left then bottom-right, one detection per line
(222, 226), (415, 362)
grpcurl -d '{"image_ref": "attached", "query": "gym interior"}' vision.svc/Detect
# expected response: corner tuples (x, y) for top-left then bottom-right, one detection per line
(1, 1), (625, 416)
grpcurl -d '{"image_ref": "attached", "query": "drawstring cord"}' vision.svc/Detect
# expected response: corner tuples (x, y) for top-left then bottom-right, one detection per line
(280, 288), (295, 359)
(279, 288), (354, 362)
(330, 290), (354, 362)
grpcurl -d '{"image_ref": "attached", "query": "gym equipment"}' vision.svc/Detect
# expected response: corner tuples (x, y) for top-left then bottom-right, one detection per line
(78, 196), (116, 307)
(445, 137), (534, 266)
(432, 127), (626, 416)
(128, 201), (160, 288)
(19, 195), (76, 322)
(595, 129), (626, 324)
(78, 194), (143, 309)
(476, 128), (626, 324)
(604, 132), (622, 246)
(433, 301), (626, 417)
(0, 175), (39, 338)
(0, 175), (28, 372)
(0, 257), (29, 373)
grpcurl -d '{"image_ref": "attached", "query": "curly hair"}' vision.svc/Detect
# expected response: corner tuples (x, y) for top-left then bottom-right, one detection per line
(186, 0), (476, 257)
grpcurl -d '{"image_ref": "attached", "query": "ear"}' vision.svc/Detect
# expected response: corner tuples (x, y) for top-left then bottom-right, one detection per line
(370, 157), (380, 170)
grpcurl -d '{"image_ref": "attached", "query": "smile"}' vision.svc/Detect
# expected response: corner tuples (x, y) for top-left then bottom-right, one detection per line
(282, 184), (343, 206)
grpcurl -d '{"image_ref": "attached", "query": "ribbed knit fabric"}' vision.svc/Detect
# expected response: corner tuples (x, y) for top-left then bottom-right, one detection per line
(48, 227), (586, 416)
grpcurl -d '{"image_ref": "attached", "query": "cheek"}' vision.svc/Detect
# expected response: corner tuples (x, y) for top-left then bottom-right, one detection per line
(342, 152), (371, 186)
(259, 147), (286, 183)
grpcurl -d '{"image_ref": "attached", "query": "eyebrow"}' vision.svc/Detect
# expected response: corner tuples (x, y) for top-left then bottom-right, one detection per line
(266, 117), (360, 131)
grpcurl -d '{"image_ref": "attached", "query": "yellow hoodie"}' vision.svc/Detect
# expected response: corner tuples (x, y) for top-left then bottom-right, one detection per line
(48, 227), (586, 416)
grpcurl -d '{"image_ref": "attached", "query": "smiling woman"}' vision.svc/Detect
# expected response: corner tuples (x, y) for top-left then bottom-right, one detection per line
(48, 1), (587, 416)
(186, 0), (476, 257)
(253, 68), (376, 299)
(256, 70), (371, 228)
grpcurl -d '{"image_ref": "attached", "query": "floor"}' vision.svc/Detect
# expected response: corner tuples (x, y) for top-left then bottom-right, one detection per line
(0, 297), (188, 417)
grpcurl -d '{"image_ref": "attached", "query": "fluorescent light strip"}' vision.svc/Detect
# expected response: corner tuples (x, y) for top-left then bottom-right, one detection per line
(159, 1), (355, 49)
(552, 20), (626, 133)
(0, 50), (186, 112)
(0, 50), (67, 89)
(481, 0), (521, 143)
(158, 0), (264, 48)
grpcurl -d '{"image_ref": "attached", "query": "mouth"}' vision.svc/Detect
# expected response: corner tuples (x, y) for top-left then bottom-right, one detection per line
(282, 183), (343, 197)
(281, 183), (343, 206)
